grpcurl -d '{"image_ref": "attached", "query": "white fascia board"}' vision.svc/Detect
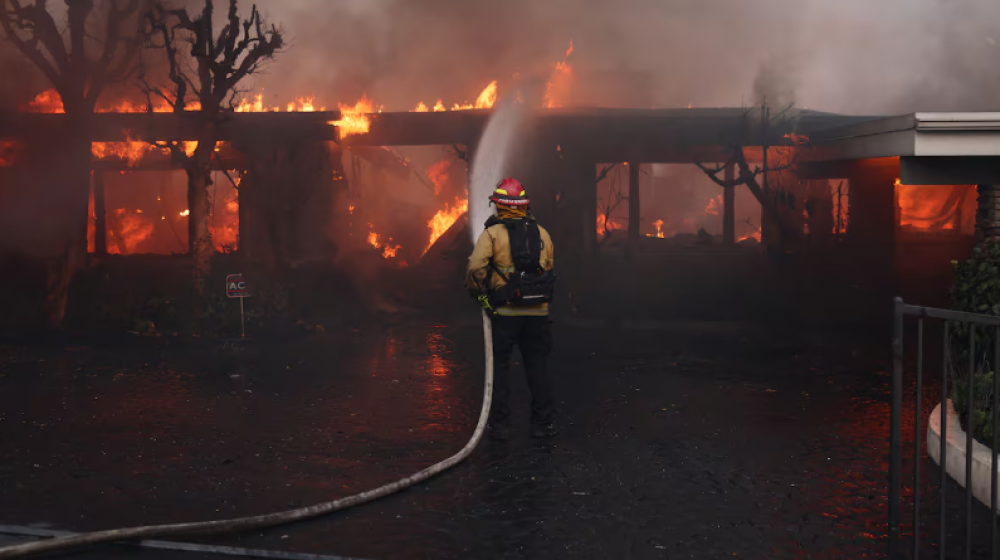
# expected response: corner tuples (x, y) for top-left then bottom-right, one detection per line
(914, 130), (1000, 156)
(916, 113), (1000, 131)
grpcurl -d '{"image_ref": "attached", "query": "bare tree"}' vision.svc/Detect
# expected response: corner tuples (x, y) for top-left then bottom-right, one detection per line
(139, 0), (283, 294)
(694, 102), (803, 249)
(595, 163), (624, 246)
(1, 0), (148, 326)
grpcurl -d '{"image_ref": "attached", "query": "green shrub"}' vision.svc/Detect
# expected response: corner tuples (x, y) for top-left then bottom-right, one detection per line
(952, 369), (998, 445)
(952, 238), (1000, 316)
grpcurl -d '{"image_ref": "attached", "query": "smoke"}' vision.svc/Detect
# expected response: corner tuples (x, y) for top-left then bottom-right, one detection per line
(0, 43), (46, 110)
(468, 99), (531, 241)
(4, 0), (1000, 113)
(251, 0), (1000, 115)
(753, 55), (799, 109)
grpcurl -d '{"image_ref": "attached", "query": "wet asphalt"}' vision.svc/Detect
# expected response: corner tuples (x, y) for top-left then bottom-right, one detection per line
(0, 314), (990, 559)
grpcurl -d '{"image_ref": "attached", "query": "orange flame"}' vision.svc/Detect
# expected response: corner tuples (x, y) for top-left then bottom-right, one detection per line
(545, 40), (574, 108)
(287, 96), (322, 112)
(426, 159), (451, 196)
(475, 81), (498, 109)
(25, 89), (64, 113)
(108, 208), (154, 254)
(597, 214), (624, 236)
(367, 223), (402, 258)
(646, 219), (665, 238)
(27, 87), (206, 114)
(414, 82), (498, 113)
(331, 97), (374, 138)
(704, 195), (723, 216)
(425, 197), (469, 254)
(91, 132), (155, 166)
(153, 141), (198, 158)
(235, 93), (279, 112)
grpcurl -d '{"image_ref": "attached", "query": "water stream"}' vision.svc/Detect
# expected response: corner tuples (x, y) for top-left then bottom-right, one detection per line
(468, 100), (530, 241)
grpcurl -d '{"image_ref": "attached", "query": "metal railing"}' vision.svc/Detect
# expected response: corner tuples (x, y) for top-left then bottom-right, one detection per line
(891, 298), (1000, 559)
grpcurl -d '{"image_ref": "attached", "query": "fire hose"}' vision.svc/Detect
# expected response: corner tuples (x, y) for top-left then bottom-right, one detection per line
(0, 310), (494, 560)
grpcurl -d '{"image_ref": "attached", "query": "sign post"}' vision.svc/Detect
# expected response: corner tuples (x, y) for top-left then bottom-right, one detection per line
(226, 273), (251, 337)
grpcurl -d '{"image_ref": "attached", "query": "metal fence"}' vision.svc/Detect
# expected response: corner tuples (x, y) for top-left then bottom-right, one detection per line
(891, 298), (1000, 559)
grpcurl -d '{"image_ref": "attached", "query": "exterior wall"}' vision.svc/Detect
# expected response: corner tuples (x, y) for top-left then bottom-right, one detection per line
(976, 184), (1000, 241)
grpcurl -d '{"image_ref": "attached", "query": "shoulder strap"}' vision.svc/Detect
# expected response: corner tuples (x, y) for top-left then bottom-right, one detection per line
(484, 215), (504, 229)
(505, 218), (542, 272)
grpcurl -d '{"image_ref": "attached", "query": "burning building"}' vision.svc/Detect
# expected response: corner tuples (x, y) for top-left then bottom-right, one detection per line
(2, 54), (999, 331)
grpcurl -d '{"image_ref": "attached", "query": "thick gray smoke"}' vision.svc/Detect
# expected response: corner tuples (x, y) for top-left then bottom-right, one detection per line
(249, 0), (1000, 115)
(4, 0), (999, 114)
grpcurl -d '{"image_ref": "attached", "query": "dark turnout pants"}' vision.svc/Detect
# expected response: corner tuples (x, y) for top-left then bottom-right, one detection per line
(490, 315), (555, 427)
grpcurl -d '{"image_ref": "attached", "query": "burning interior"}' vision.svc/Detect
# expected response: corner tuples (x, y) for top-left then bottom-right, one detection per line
(0, 0), (993, 333)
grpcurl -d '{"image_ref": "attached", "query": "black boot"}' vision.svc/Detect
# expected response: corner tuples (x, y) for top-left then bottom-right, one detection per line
(488, 424), (512, 442)
(530, 422), (559, 438)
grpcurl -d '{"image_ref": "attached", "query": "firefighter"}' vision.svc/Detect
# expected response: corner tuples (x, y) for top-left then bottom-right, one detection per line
(468, 178), (558, 441)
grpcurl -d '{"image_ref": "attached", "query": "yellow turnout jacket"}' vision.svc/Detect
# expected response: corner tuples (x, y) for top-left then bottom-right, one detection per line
(467, 209), (554, 317)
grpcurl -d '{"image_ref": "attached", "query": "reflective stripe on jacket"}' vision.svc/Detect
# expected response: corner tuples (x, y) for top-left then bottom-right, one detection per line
(467, 222), (554, 316)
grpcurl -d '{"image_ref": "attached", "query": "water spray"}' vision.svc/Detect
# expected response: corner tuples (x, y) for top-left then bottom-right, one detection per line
(469, 99), (530, 240)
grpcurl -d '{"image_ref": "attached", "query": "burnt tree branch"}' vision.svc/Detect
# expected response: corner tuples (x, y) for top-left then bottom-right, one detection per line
(595, 163), (618, 184)
(2, 0), (147, 112)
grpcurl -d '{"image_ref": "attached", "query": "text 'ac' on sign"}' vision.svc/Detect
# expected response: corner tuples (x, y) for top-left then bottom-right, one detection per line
(226, 274), (250, 298)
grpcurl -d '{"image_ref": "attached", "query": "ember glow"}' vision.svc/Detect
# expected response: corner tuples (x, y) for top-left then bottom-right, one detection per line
(785, 133), (810, 146)
(0, 141), (22, 167)
(209, 174), (240, 251)
(704, 195), (723, 216)
(895, 179), (975, 232)
(97, 98), (199, 113)
(425, 197), (469, 255)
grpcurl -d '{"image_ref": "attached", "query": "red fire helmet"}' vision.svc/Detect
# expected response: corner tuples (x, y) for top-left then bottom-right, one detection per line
(489, 178), (530, 206)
